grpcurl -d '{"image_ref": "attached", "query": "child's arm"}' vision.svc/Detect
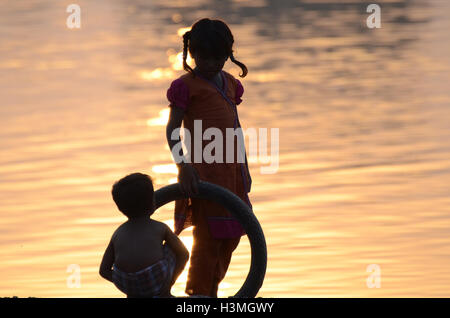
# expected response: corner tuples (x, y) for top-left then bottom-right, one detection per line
(166, 105), (186, 166)
(163, 224), (189, 286)
(166, 106), (200, 196)
(99, 233), (115, 283)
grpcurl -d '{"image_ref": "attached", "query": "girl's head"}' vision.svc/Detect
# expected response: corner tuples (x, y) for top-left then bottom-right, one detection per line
(182, 18), (248, 78)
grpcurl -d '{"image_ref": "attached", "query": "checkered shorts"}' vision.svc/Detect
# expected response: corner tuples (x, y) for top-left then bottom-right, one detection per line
(112, 245), (176, 297)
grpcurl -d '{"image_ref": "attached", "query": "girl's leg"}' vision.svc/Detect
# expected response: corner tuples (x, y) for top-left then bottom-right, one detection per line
(185, 224), (221, 297)
(186, 195), (243, 297)
(187, 235), (240, 297)
(209, 236), (241, 297)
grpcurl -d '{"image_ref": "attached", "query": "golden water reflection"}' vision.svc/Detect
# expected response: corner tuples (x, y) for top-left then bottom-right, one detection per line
(1, 0), (450, 297)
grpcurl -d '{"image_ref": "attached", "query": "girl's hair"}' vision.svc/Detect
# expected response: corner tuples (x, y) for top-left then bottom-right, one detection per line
(182, 18), (248, 78)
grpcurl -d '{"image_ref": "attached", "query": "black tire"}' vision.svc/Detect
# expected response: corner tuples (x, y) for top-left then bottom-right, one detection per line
(154, 181), (267, 298)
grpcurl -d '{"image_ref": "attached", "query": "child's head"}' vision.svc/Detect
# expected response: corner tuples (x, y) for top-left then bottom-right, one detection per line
(182, 18), (248, 78)
(111, 173), (155, 219)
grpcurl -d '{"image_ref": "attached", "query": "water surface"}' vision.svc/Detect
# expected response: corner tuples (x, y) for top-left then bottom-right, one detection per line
(1, 0), (450, 297)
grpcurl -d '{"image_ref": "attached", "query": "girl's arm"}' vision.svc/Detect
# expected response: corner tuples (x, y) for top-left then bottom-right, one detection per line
(166, 106), (200, 196)
(166, 106), (186, 167)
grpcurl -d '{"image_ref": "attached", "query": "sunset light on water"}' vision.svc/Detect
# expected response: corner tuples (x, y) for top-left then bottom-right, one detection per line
(1, 0), (450, 298)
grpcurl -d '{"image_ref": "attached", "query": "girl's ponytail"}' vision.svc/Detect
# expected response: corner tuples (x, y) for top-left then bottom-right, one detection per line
(182, 31), (195, 76)
(181, 19), (248, 78)
(230, 51), (248, 78)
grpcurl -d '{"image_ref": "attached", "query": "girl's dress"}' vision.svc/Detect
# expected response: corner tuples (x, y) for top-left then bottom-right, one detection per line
(166, 69), (253, 296)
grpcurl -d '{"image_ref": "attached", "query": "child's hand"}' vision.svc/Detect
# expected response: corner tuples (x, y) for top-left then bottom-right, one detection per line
(177, 163), (200, 197)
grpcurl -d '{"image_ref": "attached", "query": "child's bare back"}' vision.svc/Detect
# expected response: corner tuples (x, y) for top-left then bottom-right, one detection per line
(99, 172), (189, 298)
(112, 217), (167, 273)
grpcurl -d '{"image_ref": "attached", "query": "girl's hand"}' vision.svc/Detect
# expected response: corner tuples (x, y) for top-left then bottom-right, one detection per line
(177, 163), (200, 197)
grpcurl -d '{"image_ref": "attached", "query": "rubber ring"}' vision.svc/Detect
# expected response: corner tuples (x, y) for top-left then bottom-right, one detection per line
(154, 181), (267, 298)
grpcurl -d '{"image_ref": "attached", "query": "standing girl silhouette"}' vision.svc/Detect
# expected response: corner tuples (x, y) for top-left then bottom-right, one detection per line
(165, 18), (252, 297)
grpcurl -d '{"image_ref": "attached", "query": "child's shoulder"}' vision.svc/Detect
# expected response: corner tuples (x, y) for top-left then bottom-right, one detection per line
(149, 218), (169, 229)
(222, 69), (234, 79)
(175, 72), (195, 84)
(110, 223), (124, 242)
(147, 219), (172, 235)
(112, 221), (129, 235)
(222, 70), (243, 87)
(148, 219), (172, 240)
(172, 70), (240, 84)
(112, 219), (169, 240)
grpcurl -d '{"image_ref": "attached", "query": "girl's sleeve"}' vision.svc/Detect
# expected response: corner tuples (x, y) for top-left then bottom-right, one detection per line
(235, 78), (244, 106)
(167, 78), (189, 110)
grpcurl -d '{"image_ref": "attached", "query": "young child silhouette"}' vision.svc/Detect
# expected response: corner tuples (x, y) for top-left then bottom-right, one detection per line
(99, 172), (189, 298)
(166, 18), (253, 297)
